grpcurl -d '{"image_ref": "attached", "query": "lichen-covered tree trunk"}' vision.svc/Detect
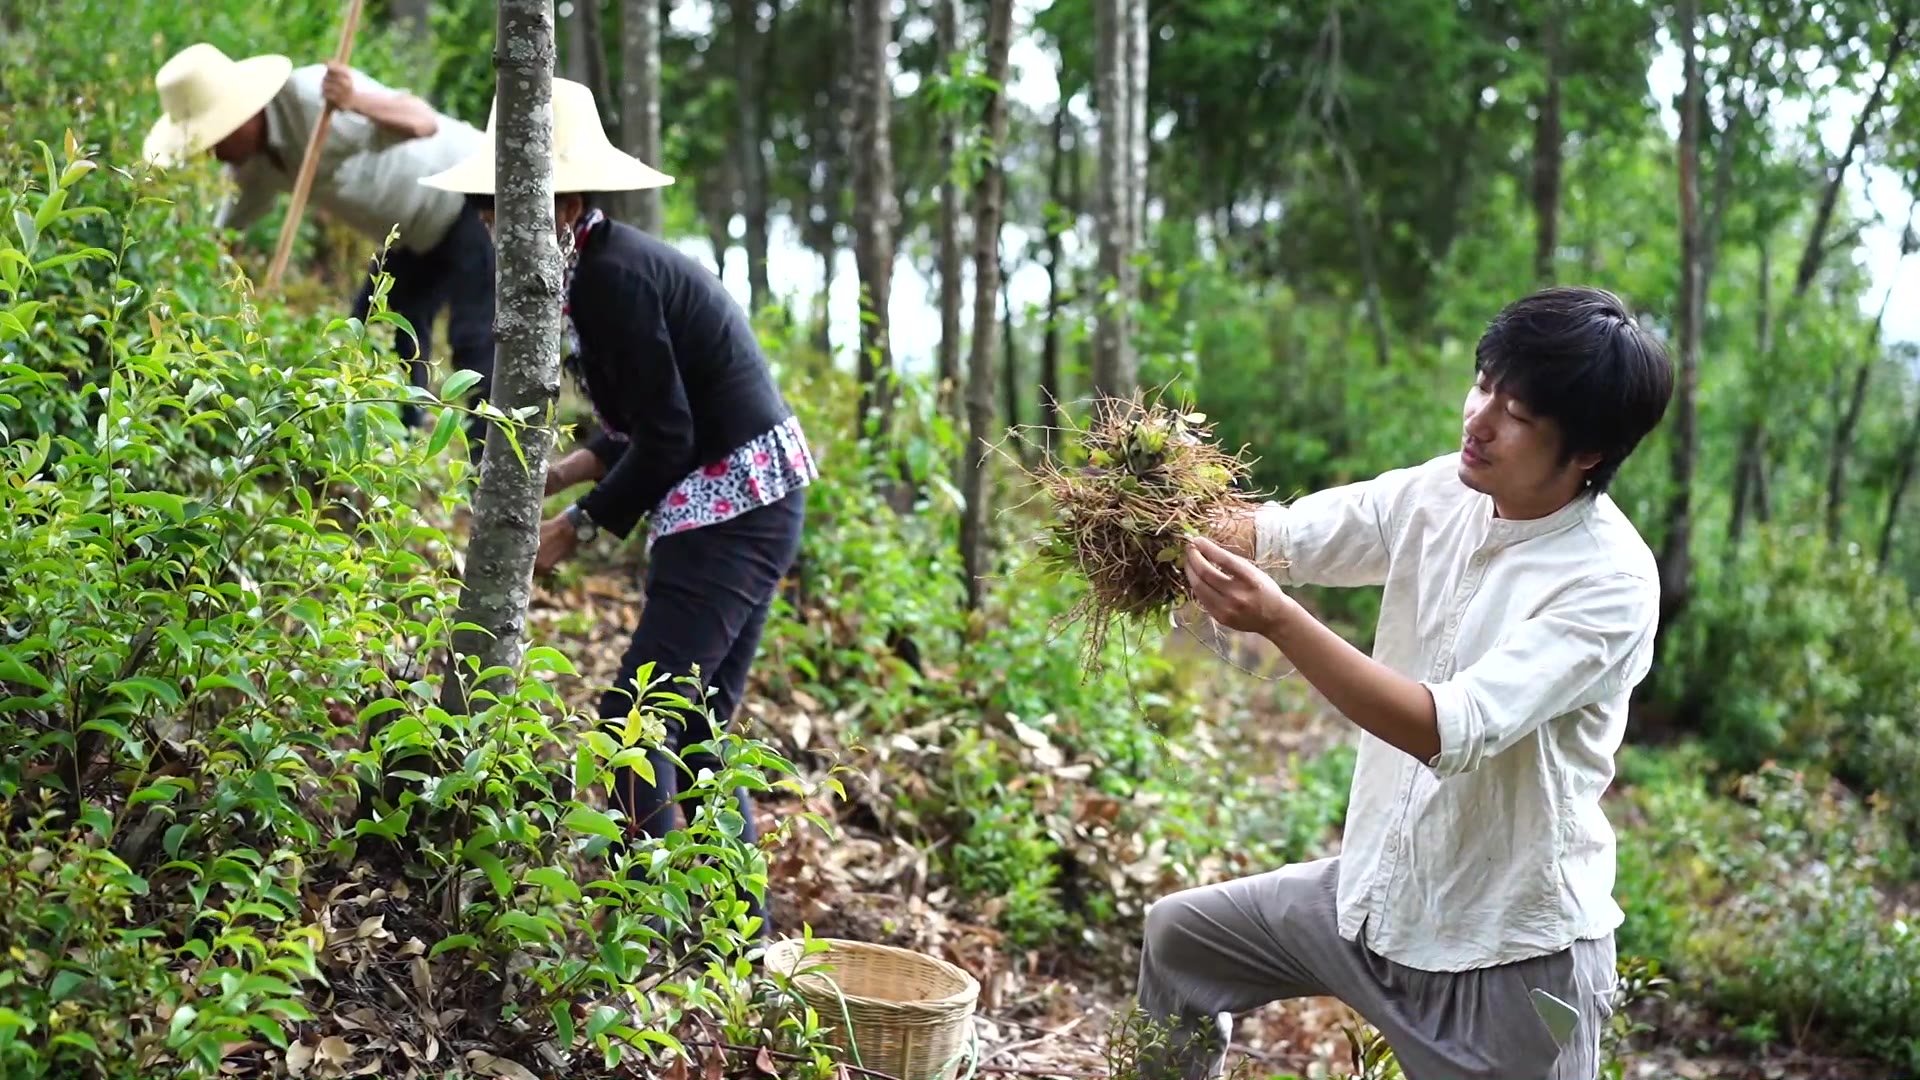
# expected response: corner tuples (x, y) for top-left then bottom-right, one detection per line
(850, 0), (897, 437)
(443, 0), (561, 711)
(619, 0), (664, 232)
(958, 0), (1013, 612)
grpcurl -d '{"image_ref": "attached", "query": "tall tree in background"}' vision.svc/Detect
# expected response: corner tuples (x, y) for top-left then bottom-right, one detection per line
(1532, 2), (1563, 284)
(960, 0), (1015, 611)
(851, 0), (898, 436)
(934, 0), (965, 421)
(620, 0), (664, 232)
(1659, 0), (1702, 632)
(1730, 8), (1915, 542)
(392, 0), (430, 44)
(1091, 0), (1139, 398)
(443, 0), (561, 710)
(734, 0), (772, 310)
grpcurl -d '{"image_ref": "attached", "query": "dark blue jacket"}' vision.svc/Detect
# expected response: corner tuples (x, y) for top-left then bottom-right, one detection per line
(569, 218), (793, 539)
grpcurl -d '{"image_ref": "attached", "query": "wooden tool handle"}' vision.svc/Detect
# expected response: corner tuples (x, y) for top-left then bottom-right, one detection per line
(264, 0), (366, 291)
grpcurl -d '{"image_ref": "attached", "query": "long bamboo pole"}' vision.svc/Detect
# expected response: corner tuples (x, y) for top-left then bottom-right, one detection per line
(264, 0), (365, 290)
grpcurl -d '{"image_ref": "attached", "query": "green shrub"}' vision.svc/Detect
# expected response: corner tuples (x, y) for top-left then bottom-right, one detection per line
(1657, 523), (1920, 832)
(1614, 756), (1920, 1070)
(0, 135), (810, 1079)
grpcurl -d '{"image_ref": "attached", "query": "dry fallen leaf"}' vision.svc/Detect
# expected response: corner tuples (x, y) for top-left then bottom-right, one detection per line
(317, 1036), (353, 1068)
(466, 1050), (541, 1080)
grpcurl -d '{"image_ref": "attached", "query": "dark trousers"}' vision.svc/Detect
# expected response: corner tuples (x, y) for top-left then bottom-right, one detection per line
(350, 202), (496, 452)
(601, 487), (806, 937)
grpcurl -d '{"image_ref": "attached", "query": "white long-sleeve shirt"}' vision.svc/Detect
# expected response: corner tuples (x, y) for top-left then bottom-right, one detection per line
(1254, 452), (1659, 972)
(217, 65), (484, 254)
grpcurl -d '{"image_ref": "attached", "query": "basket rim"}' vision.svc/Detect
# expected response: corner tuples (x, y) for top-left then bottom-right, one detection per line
(764, 936), (981, 1010)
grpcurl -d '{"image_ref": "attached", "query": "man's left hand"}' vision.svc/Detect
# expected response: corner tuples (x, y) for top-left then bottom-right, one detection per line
(535, 514), (578, 575)
(321, 61), (357, 110)
(1185, 533), (1294, 637)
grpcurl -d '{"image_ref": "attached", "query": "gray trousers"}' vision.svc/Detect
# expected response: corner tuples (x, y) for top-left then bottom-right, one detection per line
(1135, 857), (1616, 1080)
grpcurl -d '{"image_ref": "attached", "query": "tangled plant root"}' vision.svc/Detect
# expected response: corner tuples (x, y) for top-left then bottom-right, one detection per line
(1011, 390), (1275, 672)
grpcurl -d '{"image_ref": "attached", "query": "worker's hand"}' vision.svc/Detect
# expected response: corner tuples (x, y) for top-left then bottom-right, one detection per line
(1184, 533), (1294, 637)
(321, 61), (357, 110)
(534, 514), (578, 576)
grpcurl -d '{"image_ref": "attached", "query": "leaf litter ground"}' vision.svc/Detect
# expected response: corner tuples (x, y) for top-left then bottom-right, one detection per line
(515, 543), (1889, 1080)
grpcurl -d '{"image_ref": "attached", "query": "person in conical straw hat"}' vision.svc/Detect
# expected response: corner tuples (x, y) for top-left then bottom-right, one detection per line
(422, 78), (818, 940)
(145, 42), (497, 450)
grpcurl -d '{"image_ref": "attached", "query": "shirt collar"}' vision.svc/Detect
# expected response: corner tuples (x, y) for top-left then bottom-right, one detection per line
(1480, 488), (1598, 547)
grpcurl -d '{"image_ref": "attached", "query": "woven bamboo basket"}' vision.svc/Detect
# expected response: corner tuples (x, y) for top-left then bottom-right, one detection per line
(764, 937), (980, 1080)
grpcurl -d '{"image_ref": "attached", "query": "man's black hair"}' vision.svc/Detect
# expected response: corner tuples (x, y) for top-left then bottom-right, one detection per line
(1472, 285), (1675, 496)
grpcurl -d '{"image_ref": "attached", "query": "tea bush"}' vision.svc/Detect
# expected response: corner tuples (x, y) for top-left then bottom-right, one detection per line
(1654, 523), (1920, 835)
(0, 137), (820, 1080)
(1613, 752), (1920, 1069)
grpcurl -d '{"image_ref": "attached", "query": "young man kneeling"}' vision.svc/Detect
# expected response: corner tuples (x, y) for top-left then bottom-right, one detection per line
(1150, 285), (1675, 1080)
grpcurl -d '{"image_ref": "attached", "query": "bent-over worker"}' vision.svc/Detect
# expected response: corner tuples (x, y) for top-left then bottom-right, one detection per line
(419, 78), (818, 942)
(145, 42), (495, 448)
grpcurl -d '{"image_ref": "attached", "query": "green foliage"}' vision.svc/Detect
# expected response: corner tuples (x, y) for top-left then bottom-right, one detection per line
(0, 136), (808, 1079)
(1656, 523), (1920, 834)
(1613, 755), (1920, 1069)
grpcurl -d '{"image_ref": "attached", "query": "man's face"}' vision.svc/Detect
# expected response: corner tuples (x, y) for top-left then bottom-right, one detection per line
(211, 112), (266, 165)
(1458, 371), (1597, 517)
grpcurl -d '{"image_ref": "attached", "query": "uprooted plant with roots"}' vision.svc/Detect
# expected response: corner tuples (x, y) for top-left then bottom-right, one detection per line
(1008, 391), (1277, 673)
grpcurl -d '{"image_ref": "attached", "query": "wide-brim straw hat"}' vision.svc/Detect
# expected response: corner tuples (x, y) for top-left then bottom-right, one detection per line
(144, 43), (293, 168)
(419, 77), (674, 196)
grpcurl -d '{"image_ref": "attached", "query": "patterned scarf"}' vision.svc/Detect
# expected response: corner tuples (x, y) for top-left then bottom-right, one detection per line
(558, 208), (626, 441)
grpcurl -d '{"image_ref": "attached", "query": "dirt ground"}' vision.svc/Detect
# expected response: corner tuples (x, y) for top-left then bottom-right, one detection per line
(526, 550), (1887, 1080)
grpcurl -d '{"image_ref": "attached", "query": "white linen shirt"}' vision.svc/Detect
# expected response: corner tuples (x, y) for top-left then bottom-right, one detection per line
(1254, 452), (1659, 972)
(216, 65), (485, 254)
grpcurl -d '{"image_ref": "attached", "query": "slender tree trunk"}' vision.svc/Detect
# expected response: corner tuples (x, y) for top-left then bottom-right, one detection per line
(1001, 261), (1019, 434)
(1091, 0), (1135, 399)
(959, 0), (1014, 612)
(578, 0), (616, 136)
(1126, 0), (1148, 261)
(732, 0), (771, 311)
(700, 159), (735, 282)
(565, 0), (591, 82)
(1658, 0), (1702, 630)
(1879, 389), (1920, 571)
(1730, 239), (1770, 545)
(851, 0), (898, 438)
(619, 0), (664, 232)
(1040, 103), (1069, 449)
(935, 0), (964, 420)
(391, 0), (431, 43)
(803, 0), (845, 358)
(1330, 129), (1391, 367)
(444, 0), (561, 711)
(1531, 8), (1562, 284)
